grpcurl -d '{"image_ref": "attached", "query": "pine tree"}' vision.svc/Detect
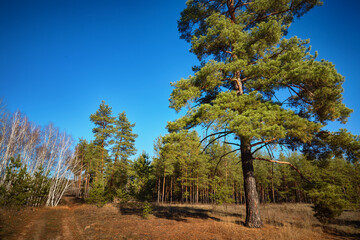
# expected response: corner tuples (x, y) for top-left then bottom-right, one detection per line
(109, 112), (137, 192)
(90, 101), (115, 176)
(169, 0), (358, 228)
(131, 152), (153, 201)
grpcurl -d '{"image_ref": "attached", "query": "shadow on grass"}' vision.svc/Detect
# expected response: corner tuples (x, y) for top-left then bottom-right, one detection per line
(152, 205), (221, 222)
(323, 225), (360, 240)
(118, 203), (245, 223)
(329, 218), (360, 228)
(264, 219), (285, 227)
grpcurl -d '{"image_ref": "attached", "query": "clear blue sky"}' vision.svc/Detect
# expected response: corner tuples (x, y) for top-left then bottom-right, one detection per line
(0, 0), (359, 158)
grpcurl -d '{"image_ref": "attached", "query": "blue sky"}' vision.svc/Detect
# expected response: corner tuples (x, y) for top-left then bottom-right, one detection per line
(0, 0), (359, 158)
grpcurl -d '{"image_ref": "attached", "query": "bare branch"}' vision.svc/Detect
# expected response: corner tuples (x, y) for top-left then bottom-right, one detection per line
(227, 0), (236, 23)
(240, 77), (250, 83)
(287, 85), (312, 105)
(224, 141), (241, 147)
(251, 141), (273, 155)
(214, 148), (240, 174)
(235, 0), (251, 9)
(200, 131), (231, 144)
(201, 132), (233, 153)
(251, 138), (277, 148)
(245, 8), (291, 29)
(254, 157), (311, 183)
(251, 138), (277, 155)
(265, 144), (275, 160)
(289, 84), (314, 97)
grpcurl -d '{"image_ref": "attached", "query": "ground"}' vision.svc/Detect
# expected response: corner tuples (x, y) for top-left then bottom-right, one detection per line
(1, 197), (359, 240)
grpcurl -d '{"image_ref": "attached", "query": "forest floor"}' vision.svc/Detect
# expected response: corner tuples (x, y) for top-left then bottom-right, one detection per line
(1, 197), (359, 240)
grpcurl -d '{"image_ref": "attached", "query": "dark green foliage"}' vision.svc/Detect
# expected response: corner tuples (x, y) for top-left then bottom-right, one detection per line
(0, 156), (32, 207)
(116, 188), (131, 203)
(90, 101), (115, 148)
(210, 176), (234, 205)
(303, 129), (360, 163)
(78, 102), (138, 205)
(31, 166), (51, 206)
(303, 157), (360, 223)
(309, 184), (348, 224)
(130, 152), (154, 201)
(0, 156), (50, 207)
(112, 112), (138, 162)
(87, 181), (108, 207)
(108, 111), (138, 197)
(90, 100), (115, 178)
(142, 202), (152, 219)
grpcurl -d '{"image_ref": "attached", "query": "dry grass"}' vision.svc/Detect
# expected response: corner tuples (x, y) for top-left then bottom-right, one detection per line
(1, 201), (359, 239)
(152, 203), (359, 239)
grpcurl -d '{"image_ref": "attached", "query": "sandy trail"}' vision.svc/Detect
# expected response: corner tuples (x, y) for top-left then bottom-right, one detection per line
(16, 204), (84, 240)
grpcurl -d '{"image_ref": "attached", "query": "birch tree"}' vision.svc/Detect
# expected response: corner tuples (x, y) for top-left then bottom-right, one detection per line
(0, 107), (79, 207)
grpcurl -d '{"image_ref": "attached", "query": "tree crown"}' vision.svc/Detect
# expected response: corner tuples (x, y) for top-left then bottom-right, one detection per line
(169, 0), (357, 161)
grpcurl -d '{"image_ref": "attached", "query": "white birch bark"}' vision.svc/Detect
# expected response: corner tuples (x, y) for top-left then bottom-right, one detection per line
(0, 109), (79, 207)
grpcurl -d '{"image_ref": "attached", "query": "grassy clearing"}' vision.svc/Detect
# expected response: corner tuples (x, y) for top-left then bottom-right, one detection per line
(1, 201), (359, 240)
(150, 203), (360, 239)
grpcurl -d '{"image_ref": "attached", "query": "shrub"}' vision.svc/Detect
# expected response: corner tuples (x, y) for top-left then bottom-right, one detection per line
(209, 176), (235, 205)
(116, 188), (130, 203)
(0, 156), (50, 208)
(87, 182), (108, 207)
(142, 202), (152, 219)
(309, 184), (348, 224)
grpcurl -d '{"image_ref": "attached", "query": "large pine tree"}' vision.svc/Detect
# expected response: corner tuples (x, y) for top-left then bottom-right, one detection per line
(169, 0), (358, 228)
(90, 101), (114, 176)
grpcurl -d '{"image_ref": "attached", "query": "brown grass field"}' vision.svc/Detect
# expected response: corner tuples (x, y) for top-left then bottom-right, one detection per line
(0, 197), (359, 240)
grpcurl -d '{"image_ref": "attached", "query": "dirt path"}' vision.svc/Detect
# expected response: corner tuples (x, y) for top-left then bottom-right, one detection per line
(15, 205), (84, 240)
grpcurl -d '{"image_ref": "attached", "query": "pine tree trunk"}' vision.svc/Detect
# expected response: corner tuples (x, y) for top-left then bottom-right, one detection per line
(239, 187), (243, 204)
(271, 163), (275, 203)
(77, 159), (82, 197)
(196, 174), (199, 204)
(282, 173), (288, 202)
(181, 179), (184, 203)
(241, 138), (263, 228)
(109, 154), (118, 191)
(85, 161), (90, 198)
(162, 167), (166, 204)
(185, 168), (188, 203)
(170, 177), (173, 204)
(190, 184), (192, 204)
(101, 142), (104, 175)
(157, 176), (161, 203)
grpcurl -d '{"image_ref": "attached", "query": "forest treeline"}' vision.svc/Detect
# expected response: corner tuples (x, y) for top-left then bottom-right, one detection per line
(72, 101), (360, 220)
(1, 99), (359, 224)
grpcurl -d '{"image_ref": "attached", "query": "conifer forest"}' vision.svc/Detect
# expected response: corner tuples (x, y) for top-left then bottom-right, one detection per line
(1, 0), (360, 239)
